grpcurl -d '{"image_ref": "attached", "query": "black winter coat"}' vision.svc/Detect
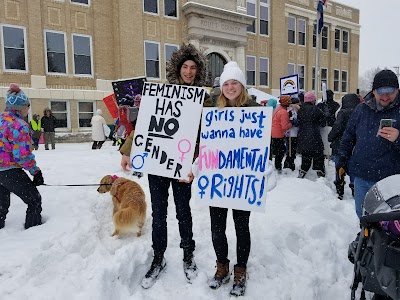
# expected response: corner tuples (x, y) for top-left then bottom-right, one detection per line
(41, 115), (57, 132)
(317, 100), (340, 127)
(328, 94), (360, 156)
(297, 103), (326, 155)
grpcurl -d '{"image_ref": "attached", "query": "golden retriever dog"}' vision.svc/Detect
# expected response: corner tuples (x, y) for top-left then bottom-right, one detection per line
(97, 175), (146, 237)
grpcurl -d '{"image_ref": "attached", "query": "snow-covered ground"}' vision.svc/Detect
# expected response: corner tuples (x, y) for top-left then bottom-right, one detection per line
(0, 142), (362, 300)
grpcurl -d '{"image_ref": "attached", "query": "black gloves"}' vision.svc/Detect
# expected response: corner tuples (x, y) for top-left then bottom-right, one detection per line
(335, 158), (348, 181)
(33, 171), (44, 186)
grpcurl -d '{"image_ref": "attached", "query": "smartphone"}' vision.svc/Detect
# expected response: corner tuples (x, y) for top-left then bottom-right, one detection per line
(380, 119), (393, 129)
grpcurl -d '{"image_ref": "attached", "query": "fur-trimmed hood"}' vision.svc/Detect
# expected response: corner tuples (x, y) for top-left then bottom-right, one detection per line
(166, 44), (207, 86)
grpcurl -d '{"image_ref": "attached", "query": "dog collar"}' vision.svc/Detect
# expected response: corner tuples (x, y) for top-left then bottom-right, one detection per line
(111, 175), (119, 180)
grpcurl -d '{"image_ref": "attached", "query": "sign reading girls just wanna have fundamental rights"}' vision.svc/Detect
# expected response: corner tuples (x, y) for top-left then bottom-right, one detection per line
(195, 107), (273, 213)
(130, 82), (206, 180)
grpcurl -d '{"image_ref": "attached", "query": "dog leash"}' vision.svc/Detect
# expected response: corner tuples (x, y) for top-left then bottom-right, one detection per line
(42, 183), (113, 187)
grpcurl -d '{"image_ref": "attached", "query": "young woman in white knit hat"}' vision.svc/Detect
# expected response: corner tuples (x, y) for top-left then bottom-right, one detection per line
(204, 61), (275, 296)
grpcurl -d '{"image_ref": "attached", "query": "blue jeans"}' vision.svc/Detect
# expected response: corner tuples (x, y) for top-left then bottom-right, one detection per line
(354, 177), (376, 219)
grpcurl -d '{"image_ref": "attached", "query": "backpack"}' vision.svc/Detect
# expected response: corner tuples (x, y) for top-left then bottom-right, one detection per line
(114, 105), (139, 139)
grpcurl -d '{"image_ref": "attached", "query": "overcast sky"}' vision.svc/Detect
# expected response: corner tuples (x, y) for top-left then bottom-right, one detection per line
(334, 0), (399, 76)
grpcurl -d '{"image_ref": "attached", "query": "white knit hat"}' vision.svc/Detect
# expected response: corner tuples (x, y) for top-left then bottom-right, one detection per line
(219, 61), (246, 88)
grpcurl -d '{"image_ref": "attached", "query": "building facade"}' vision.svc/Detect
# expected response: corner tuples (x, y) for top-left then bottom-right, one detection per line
(0, 0), (359, 134)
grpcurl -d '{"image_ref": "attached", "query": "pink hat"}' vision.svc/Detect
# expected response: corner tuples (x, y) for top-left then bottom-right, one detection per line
(304, 91), (316, 103)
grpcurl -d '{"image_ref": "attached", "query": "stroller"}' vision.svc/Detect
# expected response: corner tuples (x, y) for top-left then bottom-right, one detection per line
(349, 174), (400, 300)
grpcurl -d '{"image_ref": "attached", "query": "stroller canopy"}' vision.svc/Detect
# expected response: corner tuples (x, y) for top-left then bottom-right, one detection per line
(363, 174), (400, 216)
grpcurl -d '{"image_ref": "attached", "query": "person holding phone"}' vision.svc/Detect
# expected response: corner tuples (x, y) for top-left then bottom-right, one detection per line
(337, 69), (400, 218)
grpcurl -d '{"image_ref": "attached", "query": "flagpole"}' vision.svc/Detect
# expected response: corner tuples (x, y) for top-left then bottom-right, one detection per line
(315, 5), (321, 99)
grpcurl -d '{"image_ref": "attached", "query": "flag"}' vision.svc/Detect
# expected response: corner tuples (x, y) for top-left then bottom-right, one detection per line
(317, 0), (325, 34)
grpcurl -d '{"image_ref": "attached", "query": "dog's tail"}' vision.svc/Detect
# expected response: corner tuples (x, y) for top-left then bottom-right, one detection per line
(113, 207), (137, 230)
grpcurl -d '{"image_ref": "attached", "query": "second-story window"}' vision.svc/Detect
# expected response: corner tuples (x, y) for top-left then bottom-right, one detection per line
(288, 63), (295, 75)
(45, 31), (67, 74)
(298, 19), (306, 46)
(247, 0), (256, 33)
(334, 29), (340, 52)
(1, 25), (27, 72)
(145, 41), (160, 79)
(164, 0), (177, 18)
(144, 0), (158, 14)
(260, 0), (269, 36)
(342, 30), (349, 54)
(288, 16), (296, 44)
(313, 24), (328, 49)
(72, 34), (92, 76)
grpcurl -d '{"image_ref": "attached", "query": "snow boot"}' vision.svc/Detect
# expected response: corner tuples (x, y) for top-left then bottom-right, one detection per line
(230, 265), (247, 297)
(349, 182), (355, 197)
(208, 260), (230, 289)
(24, 203), (42, 229)
(141, 252), (166, 289)
(183, 249), (198, 283)
(0, 220), (4, 229)
(334, 180), (345, 200)
(298, 170), (307, 178)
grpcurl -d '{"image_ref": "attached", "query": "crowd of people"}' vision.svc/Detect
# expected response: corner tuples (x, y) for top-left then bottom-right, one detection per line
(1, 44), (400, 298)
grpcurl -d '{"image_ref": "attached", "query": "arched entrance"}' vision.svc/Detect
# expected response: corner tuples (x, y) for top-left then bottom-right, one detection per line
(206, 52), (227, 87)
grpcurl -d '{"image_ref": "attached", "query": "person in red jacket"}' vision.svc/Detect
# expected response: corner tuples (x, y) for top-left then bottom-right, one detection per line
(271, 96), (292, 172)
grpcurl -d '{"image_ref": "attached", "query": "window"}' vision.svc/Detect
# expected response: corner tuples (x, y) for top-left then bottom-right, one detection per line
(144, 0), (158, 14)
(342, 30), (349, 54)
(71, 0), (89, 5)
(78, 102), (94, 128)
(72, 34), (92, 76)
(288, 16), (296, 44)
(321, 26), (328, 50)
(288, 63), (295, 76)
(247, 0), (256, 33)
(1, 25), (27, 71)
(321, 68), (328, 89)
(164, 0), (177, 18)
(246, 56), (256, 86)
(312, 67), (316, 91)
(298, 19), (306, 46)
(341, 71), (348, 93)
(313, 24), (328, 49)
(145, 41), (160, 79)
(45, 31), (67, 74)
(260, 0), (269, 36)
(334, 29), (340, 52)
(259, 57), (269, 86)
(298, 65), (305, 90)
(334, 70), (340, 92)
(50, 101), (69, 129)
(165, 44), (178, 78)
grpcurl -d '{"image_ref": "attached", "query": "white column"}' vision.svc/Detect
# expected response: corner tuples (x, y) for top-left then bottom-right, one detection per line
(235, 44), (246, 72)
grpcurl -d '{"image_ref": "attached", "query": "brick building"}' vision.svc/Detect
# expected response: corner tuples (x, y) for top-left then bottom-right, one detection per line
(0, 0), (359, 134)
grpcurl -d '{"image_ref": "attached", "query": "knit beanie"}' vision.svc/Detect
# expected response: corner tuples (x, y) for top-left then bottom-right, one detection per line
(219, 61), (247, 88)
(5, 83), (30, 110)
(304, 91), (316, 103)
(279, 95), (291, 107)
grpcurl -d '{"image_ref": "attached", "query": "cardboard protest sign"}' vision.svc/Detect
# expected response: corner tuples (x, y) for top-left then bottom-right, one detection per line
(130, 82), (206, 179)
(102, 94), (118, 118)
(112, 77), (146, 105)
(195, 107), (273, 213)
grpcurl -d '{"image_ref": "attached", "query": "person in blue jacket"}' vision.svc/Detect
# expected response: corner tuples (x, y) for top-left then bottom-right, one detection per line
(337, 69), (400, 218)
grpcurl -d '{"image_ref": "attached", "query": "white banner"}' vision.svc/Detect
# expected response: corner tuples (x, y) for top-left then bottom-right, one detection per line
(130, 82), (206, 179)
(195, 107), (273, 213)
